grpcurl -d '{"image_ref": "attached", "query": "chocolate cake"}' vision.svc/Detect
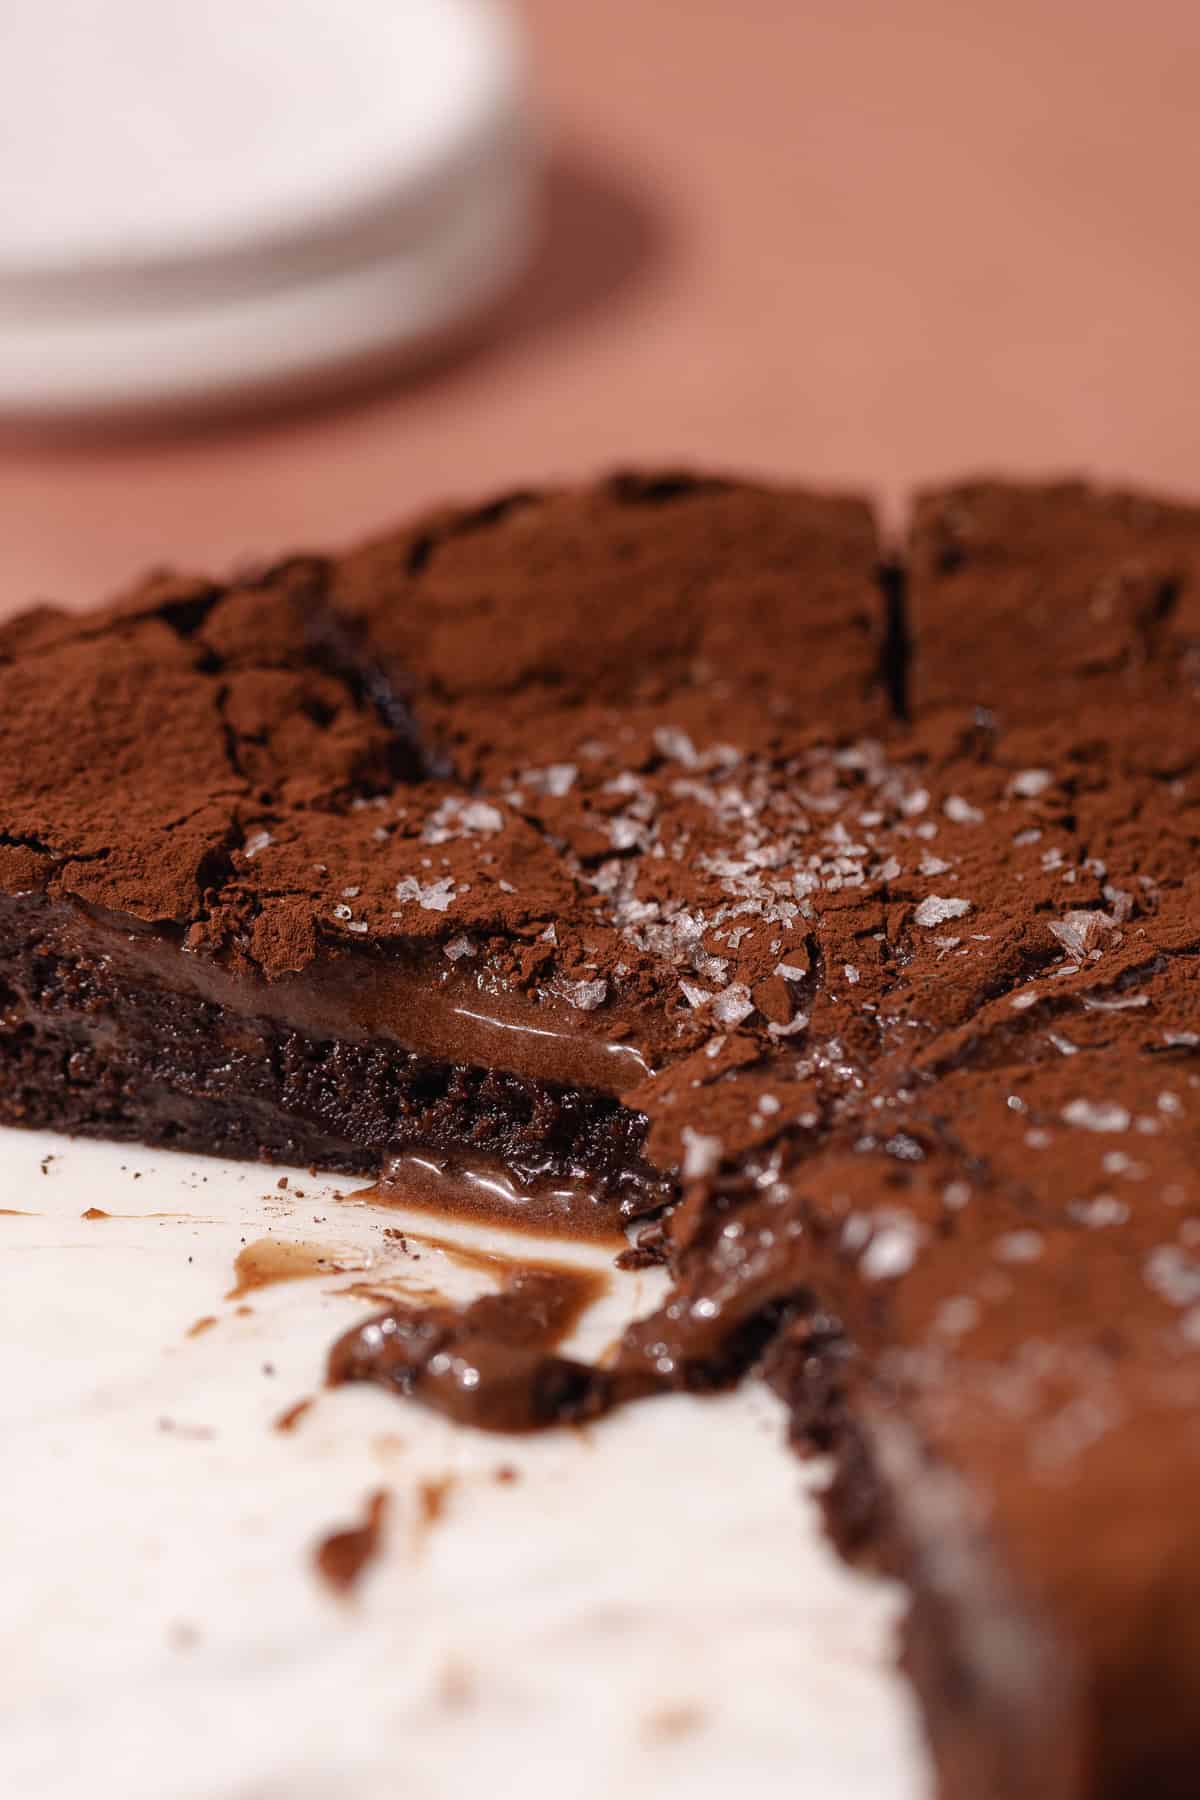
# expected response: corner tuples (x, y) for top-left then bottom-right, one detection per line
(4, 472), (1200, 1799)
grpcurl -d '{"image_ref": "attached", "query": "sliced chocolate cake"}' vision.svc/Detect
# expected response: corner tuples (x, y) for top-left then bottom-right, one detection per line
(4, 472), (1200, 1799)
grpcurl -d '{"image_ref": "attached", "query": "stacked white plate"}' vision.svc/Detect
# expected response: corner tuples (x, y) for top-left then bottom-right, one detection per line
(0, 0), (538, 418)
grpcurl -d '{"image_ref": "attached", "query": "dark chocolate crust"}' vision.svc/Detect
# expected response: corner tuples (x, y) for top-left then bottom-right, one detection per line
(5, 472), (1200, 1799)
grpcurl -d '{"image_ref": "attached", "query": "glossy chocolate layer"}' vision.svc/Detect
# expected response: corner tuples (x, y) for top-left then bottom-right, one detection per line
(328, 1262), (626, 1433)
(0, 890), (667, 1210)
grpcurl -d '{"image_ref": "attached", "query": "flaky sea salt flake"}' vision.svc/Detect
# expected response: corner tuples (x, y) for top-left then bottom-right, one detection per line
(1102, 884), (1133, 922)
(994, 1230), (1044, 1264)
(528, 763), (577, 797)
(1068, 1196), (1129, 1229)
(1063, 1099), (1130, 1134)
(712, 983), (755, 1027)
(424, 797), (504, 843)
(861, 1215), (920, 1281)
(1009, 769), (1052, 798)
(653, 725), (699, 767)
(394, 874), (457, 913)
(556, 977), (608, 1012)
(1047, 910), (1115, 960)
(681, 1127), (722, 1181)
(914, 895), (972, 928)
(766, 1012), (810, 1039)
(935, 1296), (980, 1337)
(1145, 1245), (1200, 1308)
(460, 801), (504, 834)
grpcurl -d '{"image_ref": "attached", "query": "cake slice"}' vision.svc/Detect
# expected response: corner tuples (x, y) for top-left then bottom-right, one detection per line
(335, 479), (1200, 1797)
(598, 480), (1200, 1800)
(0, 473), (886, 1223)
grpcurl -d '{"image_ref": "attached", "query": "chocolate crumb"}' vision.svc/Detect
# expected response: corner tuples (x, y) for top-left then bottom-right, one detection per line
(274, 1397), (314, 1433)
(313, 1489), (390, 1595)
(415, 1475), (454, 1538)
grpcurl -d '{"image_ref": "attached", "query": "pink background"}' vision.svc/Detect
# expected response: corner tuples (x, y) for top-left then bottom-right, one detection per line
(2, 0), (1198, 613)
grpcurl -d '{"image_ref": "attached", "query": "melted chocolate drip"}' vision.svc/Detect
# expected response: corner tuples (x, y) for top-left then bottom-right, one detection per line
(313, 1489), (390, 1594)
(353, 1151), (629, 1244)
(225, 1238), (367, 1299)
(327, 1262), (653, 1433)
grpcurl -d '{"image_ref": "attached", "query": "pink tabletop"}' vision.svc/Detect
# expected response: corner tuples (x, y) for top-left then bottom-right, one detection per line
(2, 0), (1197, 614)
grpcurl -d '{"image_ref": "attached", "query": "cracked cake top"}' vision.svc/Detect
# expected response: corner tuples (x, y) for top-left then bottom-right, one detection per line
(7, 471), (1200, 1793)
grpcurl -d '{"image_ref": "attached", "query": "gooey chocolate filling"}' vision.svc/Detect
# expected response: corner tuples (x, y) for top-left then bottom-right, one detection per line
(0, 892), (671, 1219)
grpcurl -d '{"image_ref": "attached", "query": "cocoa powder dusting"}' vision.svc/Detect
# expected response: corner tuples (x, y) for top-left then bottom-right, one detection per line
(8, 474), (1200, 1797)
